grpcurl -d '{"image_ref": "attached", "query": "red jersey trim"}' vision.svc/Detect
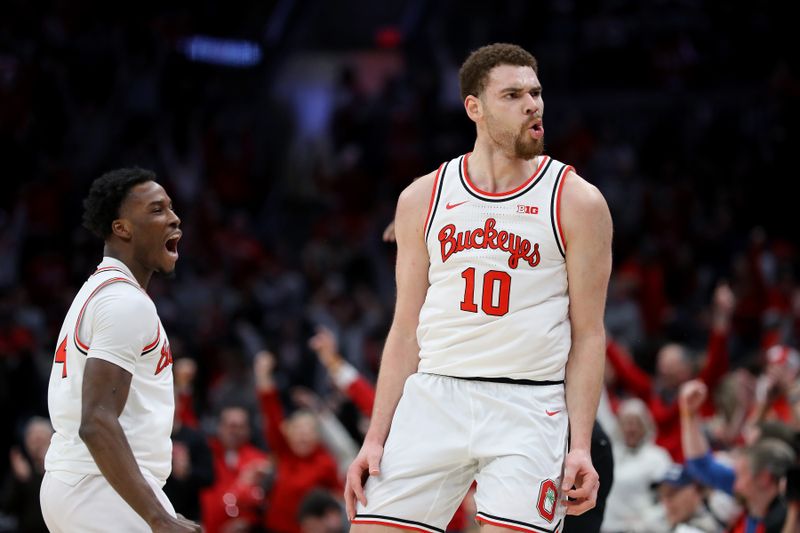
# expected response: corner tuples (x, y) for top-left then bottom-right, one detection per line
(92, 266), (135, 279)
(73, 277), (156, 355)
(462, 153), (549, 198)
(351, 519), (440, 533)
(141, 323), (161, 355)
(475, 513), (560, 533)
(555, 165), (573, 253)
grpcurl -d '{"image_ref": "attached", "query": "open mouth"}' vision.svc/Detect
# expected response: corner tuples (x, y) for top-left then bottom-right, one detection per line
(529, 120), (544, 139)
(164, 232), (181, 257)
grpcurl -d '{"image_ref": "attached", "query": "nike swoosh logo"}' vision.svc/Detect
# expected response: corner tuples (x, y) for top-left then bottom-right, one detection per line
(446, 201), (468, 210)
(546, 410), (561, 416)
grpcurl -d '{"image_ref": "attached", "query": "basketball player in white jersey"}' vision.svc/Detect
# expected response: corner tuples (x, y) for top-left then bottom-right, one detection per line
(346, 44), (613, 533)
(40, 168), (201, 532)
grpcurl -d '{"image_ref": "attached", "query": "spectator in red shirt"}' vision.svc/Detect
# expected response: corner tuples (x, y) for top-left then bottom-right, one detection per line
(200, 405), (271, 533)
(173, 357), (200, 429)
(254, 351), (342, 533)
(606, 283), (735, 461)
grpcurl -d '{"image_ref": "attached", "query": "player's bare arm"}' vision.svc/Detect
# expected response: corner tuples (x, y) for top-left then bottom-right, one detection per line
(80, 359), (200, 532)
(559, 170), (612, 516)
(345, 170), (435, 521)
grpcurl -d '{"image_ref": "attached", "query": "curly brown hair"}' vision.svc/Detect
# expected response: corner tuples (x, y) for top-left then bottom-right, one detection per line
(458, 43), (538, 101)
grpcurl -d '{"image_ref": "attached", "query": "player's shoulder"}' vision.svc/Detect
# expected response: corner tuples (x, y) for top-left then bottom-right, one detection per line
(559, 169), (612, 245)
(395, 167), (440, 222)
(561, 169), (609, 218)
(88, 278), (154, 319)
(398, 167), (440, 207)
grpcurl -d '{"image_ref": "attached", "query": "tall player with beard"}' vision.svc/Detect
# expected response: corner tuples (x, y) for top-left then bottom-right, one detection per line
(347, 44), (613, 533)
(40, 169), (201, 532)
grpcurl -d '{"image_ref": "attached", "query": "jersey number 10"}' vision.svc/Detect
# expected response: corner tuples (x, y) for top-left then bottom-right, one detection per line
(460, 267), (511, 316)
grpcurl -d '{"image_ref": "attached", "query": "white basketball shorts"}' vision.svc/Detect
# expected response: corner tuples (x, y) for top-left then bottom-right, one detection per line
(353, 372), (569, 533)
(40, 470), (176, 532)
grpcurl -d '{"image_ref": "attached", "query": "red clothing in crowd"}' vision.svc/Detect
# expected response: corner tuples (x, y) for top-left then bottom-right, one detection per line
(175, 390), (199, 429)
(258, 390), (341, 533)
(345, 375), (375, 417)
(200, 439), (270, 533)
(606, 329), (729, 461)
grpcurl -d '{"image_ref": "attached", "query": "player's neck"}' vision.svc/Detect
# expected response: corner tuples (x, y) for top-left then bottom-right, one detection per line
(468, 141), (541, 193)
(103, 244), (152, 289)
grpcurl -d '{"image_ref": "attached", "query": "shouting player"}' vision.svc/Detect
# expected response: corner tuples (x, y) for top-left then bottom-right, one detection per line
(40, 168), (200, 532)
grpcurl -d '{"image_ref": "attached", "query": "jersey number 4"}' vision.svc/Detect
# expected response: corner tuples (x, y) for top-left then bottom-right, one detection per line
(54, 336), (68, 378)
(460, 267), (511, 316)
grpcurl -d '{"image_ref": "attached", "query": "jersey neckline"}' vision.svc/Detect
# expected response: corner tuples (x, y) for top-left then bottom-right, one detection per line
(461, 152), (550, 199)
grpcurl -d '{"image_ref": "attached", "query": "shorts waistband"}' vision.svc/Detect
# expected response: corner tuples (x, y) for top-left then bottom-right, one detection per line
(437, 374), (565, 386)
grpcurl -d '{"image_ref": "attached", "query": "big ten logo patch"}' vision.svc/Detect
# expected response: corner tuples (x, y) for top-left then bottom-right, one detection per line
(536, 479), (558, 523)
(155, 341), (173, 375)
(517, 205), (538, 215)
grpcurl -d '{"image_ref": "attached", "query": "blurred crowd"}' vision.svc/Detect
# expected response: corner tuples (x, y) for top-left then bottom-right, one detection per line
(1, 0), (799, 532)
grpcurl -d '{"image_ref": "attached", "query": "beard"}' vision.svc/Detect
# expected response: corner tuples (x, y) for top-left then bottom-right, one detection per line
(513, 130), (544, 160)
(485, 109), (544, 160)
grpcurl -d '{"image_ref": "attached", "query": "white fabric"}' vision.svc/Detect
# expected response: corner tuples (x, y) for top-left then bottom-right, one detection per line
(45, 257), (174, 484)
(354, 373), (568, 533)
(40, 470), (175, 532)
(418, 153), (572, 381)
(601, 442), (672, 532)
(332, 361), (359, 389)
(316, 409), (359, 478)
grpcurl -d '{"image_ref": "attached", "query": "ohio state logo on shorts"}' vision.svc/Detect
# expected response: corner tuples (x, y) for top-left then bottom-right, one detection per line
(536, 479), (558, 522)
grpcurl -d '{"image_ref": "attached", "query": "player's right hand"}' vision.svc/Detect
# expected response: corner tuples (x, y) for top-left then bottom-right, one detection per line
(150, 513), (203, 532)
(344, 440), (383, 521)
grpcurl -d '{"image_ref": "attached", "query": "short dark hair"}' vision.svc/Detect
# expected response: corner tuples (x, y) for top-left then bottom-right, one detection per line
(82, 168), (156, 239)
(297, 489), (341, 520)
(459, 43), (538, 101)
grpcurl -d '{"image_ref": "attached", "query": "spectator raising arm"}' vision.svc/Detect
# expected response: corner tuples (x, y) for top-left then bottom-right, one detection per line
(309, 327), (376, 417)
(679, 379), (736, 495)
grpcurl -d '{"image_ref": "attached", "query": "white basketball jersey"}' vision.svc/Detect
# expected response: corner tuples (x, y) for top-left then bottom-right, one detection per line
(417, 153), (572, 381)
(45, 257), (175, 484)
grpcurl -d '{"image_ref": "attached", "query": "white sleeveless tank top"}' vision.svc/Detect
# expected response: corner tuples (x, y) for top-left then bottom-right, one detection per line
(417, 153), (573, 381)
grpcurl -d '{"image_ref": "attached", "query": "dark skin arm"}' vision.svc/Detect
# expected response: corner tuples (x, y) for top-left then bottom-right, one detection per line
(79, 358), (201, 533)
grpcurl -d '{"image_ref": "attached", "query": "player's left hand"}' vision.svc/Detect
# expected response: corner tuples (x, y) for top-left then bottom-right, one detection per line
(561, 449), (599, 515)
